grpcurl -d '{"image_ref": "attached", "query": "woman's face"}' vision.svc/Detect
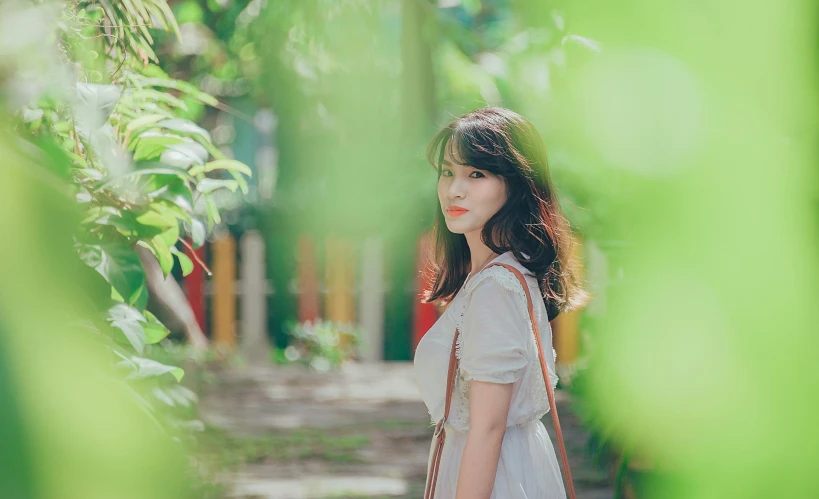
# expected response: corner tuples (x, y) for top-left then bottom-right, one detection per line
(437, 142), (508, 235)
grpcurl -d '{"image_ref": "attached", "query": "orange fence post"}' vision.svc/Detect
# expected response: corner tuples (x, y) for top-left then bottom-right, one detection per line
(297, 234), (321, 325)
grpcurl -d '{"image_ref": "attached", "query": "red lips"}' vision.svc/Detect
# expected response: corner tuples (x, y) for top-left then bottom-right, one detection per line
(446, 206), (469, 217)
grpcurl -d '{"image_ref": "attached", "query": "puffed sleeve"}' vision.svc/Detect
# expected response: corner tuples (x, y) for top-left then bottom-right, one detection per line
(458, 271), (530, 384)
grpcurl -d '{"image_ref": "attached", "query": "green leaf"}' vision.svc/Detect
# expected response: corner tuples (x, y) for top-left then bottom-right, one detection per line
(132, 132), (185, 161)
(197, 178), (239, 194)
(151, 387), (176, 407)
(145, 176), (195, 211)
(157, 225), (180, 247)
(21, 107), (44, 123)
(82, 206), (121, 225)
(74, 83), (123, 134)
(111, 286), (125, 303)
(134, 240), (157, 263)
(143, 310), (170, 344)
(152, 200), (192, 224)
(125, 113), (167, 141)
(138, 203), (189, 233)
(67, 152), (88, 168)
(88, 210), (143, 236)
(170, 246), (194, 276)
(228, 169), (249, 195)
(133, 281), (149, 310)
(141, 78), (218, 106)
(156, 118), (211, 141)
(78, 168), (104, 181)
(107, 303), (147, 354)
(132, 223), (167, 241)
(190, 218), (206, 248)
(124, 357), (184, 382)
(189, 159), (252, 177)
(131, 166), (194, 181)
(97, 163), (195, 189)
(166, 385), (197, 407)
(149, 234), (174, 278)
(79, 244), (146, 306)
(136, 209), (176, 229)
(198, 137), (226, 160)
(161, 140), (209, 168)
(125, 88), (188, 110)
(204, 195), (220, 230)
(141, 64), (169, 79)
(153, 0), (182, 42)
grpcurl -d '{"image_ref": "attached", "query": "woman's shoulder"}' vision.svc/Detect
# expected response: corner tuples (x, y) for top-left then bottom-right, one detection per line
(464, 251), (536, 296)
(463, 251), (546, 324)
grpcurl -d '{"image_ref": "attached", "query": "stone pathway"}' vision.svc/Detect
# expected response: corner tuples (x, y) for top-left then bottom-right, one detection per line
(197, 362), (614, 499)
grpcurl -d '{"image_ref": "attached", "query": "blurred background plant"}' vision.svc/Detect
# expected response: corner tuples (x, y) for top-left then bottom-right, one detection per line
(274, 319), (362, 371)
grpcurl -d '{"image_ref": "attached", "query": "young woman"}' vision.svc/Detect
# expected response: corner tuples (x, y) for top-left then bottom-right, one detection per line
(413, 106), (589, 499)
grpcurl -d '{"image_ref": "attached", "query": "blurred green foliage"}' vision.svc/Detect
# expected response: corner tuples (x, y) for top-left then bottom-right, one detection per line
(1, 0), (817, 497)
(0, 0), (252, 495)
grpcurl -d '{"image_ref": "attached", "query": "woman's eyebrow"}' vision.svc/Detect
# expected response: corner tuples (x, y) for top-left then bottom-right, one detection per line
(442, 159), (468, 167)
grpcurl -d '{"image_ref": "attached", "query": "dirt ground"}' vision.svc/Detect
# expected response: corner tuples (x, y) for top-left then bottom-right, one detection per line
(194, 362), (614, 499)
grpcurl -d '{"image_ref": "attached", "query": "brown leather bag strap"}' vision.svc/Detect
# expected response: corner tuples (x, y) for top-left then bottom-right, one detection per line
(443, 327), (460, 423)
(485, 262), (577, 499)
(424, 327), (460, 499)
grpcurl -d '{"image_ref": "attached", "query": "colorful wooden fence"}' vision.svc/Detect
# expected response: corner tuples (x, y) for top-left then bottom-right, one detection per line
(181, 230), (589, 368)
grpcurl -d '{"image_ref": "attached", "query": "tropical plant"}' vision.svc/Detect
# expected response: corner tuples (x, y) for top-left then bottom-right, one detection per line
(4, 0), (252, 435)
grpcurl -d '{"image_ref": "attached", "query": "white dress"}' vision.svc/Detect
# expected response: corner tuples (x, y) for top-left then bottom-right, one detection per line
(413, 250), (567, 499)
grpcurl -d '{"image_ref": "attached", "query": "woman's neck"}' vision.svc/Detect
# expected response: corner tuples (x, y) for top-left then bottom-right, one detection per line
(464, 232), (501, 275)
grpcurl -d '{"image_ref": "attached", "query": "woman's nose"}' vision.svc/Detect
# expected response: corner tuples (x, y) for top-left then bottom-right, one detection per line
(447, 178), (467, 199)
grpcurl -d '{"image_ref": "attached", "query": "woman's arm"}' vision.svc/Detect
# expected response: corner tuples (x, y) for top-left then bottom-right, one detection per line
(455, 380), (514, 499)
(454, 269), (530, 498)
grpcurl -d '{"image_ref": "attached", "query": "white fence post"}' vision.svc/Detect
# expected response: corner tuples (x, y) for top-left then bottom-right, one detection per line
(240, 230), (270, 364)
(358, 236), (385, 362)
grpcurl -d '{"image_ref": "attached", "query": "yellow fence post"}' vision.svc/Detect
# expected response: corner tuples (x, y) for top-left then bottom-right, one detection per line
(325, 235), (356, 350)
(212, 230), (236, 350)
(553, 234), (583, 382)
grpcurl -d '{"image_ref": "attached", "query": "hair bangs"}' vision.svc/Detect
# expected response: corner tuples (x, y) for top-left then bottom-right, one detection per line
(425, 126), (453, 173)
(451, 122), (515, 176)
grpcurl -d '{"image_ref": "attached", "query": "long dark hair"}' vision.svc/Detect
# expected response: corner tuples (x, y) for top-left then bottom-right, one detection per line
(422, 106), (590, 321)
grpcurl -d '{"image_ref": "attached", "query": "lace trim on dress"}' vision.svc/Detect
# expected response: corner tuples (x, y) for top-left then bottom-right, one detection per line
(449, 369), (470, 429)
(454, 329), (464, 365)
(461, 367), (525, 384)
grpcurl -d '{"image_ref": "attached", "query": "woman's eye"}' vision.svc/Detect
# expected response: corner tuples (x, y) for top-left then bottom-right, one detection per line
(439, 170), (484, 178)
